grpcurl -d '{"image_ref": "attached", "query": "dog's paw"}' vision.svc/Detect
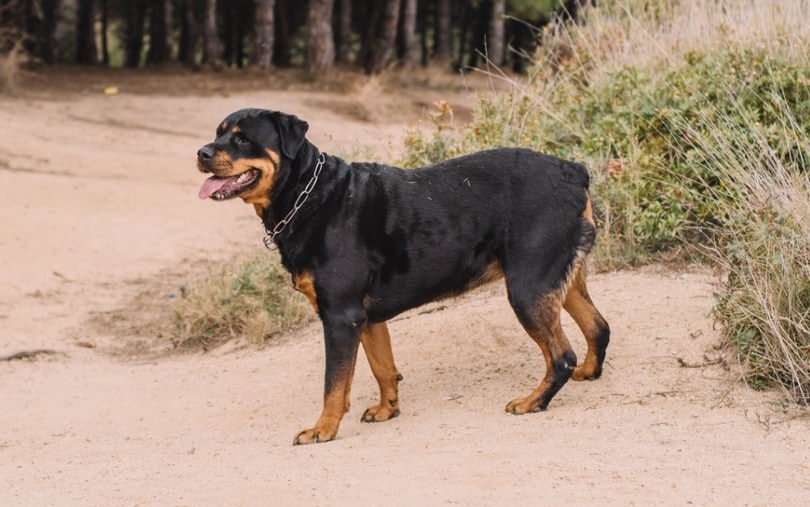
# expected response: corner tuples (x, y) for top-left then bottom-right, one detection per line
(505, 396), (544, 415)
(293, 426), (338, 445)
(361, 403), (400, 423)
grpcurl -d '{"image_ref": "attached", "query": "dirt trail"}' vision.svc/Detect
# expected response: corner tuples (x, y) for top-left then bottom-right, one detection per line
(1, 70), (808, 505)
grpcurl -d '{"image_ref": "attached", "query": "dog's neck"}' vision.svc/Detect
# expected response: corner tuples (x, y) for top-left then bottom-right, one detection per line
(258, 141), (341, 246)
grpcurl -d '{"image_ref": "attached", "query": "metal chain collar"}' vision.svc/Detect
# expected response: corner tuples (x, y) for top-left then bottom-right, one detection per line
(262, 152), (326, 250)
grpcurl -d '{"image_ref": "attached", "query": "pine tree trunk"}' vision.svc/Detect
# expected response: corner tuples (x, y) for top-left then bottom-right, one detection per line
(75, 0), (98, 64)
(273, 0), (291, 66)
(364, 0), (400, 74)
(123, 0), (146, 67)
(306, 0), (335, 74)
(432, 0), (450, 65)
(397, 0), (417, 67)
(252, 0), (276, 68)
(335, 0), (351, 64)
(202, 0), (219, 66)
(39, 0), (62, 63)
(489, 0), (504, 66)
(100, 0), (109, 65)
(359, 0), (381, 68)
(179, 0), (199, 67)
(147, 0), (173, 64)
(467, 0), (488, 68)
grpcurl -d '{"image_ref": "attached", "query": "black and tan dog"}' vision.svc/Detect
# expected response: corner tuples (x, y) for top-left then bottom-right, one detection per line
(196, 109), (610, 445)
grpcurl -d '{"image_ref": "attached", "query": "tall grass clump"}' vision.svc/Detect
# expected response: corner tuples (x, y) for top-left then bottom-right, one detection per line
(683, 108), (810, 404)
(401, 0), (810, 402)
(172, 254), (313, 348)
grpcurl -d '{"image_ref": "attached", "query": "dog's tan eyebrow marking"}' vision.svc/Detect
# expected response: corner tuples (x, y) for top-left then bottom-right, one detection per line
(232, 126), (241, 134)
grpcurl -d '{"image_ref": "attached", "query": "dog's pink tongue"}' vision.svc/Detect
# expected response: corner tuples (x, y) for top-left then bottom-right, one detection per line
(198, 175), (232, 200)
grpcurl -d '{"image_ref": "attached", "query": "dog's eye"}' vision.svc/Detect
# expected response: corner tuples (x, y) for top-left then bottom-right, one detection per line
(234, 136), (250, 145)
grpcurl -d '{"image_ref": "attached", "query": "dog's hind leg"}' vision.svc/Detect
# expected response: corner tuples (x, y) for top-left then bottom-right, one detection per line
(563, 267), (610, 381)
(504, 281), (577, 415)
(360, 321), (403, 423)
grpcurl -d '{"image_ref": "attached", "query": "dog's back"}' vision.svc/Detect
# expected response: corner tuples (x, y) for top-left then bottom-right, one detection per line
(341, 148), (594, 322)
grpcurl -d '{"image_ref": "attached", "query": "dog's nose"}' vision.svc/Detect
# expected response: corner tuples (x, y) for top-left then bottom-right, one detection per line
(197, 146), (215, 161)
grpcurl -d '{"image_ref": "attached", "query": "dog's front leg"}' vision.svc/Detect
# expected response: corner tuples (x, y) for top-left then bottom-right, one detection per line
(293, 308), (363, 445)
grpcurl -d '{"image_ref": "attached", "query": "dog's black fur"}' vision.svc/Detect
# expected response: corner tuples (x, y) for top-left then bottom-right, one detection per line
(197, 109), (610, 445)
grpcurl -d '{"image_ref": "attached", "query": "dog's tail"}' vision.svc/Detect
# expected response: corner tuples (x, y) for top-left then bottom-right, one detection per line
(559, 174), (597, 299)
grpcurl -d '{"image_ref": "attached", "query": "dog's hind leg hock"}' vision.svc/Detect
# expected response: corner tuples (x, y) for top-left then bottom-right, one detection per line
(563, 266), (610, 381)
(505, 290), (577, 415)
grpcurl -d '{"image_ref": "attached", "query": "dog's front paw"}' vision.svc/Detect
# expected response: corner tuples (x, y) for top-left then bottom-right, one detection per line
(505, 396), (544, 415)
(361, 403), (400, 423)
(293, 420), (339, 445)
(293, 427), (336, 445)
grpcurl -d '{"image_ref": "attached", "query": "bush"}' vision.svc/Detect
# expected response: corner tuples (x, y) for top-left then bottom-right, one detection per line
(694, 116), (810, 404)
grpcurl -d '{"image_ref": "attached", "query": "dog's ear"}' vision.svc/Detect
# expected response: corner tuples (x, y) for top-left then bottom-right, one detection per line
(264, 111), (309, 159)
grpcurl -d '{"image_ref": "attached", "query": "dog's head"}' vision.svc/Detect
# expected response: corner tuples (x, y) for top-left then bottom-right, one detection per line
(196, 109), (308, 207)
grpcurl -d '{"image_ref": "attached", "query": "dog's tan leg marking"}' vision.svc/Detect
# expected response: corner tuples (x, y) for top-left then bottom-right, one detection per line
(360, 322), (403, 422)
(293, 372), (353, 445)
(564, 267), (610, 381)
(506, 294), (576, 414)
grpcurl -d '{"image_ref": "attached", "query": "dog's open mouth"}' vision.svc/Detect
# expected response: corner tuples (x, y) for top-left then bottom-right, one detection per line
(198, 169), (261, 200)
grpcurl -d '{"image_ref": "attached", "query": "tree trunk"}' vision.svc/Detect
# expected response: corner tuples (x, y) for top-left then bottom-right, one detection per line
(39, 0), (63, 63)
(124, 0), (146, 67)
(75, 0), (98, 64)
(397, 0), (417, 67)
(306, 0), (335, 74)
(418, 0), (428, 65)
(488, 0), (504, 66)
(202, 0), (219, 66)
(454, 2), (470, 70)
(273, 0), (291, 66)
(252, 0), (276, 68)
(358, 0), (381, 69)
(179, 0), (199, 67)
(147, 0), (173, 64)
(335, 0), (351, 64)
(364, 0), (400, 74)
(432, 0), (450, 65)
(467, 0), (488, 68)
(100, 0), (109, 65)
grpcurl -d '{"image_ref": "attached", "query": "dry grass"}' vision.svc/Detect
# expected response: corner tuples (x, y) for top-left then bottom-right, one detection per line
(172, 254), (314, 348)
(680, 108), (810, 404)
(551, 0), (810, 77)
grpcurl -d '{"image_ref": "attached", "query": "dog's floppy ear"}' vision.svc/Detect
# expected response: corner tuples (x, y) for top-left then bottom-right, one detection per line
(264, 111), (309, 159)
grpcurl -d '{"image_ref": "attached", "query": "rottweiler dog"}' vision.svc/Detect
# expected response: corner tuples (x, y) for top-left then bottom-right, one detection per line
(196, 109), (610, 445)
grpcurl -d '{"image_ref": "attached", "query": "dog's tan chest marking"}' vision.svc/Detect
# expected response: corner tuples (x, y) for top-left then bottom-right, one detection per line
(294, 271), (319, 313)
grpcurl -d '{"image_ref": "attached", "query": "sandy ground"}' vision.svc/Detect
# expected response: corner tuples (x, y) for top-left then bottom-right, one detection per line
(1, 69), (808, 506)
